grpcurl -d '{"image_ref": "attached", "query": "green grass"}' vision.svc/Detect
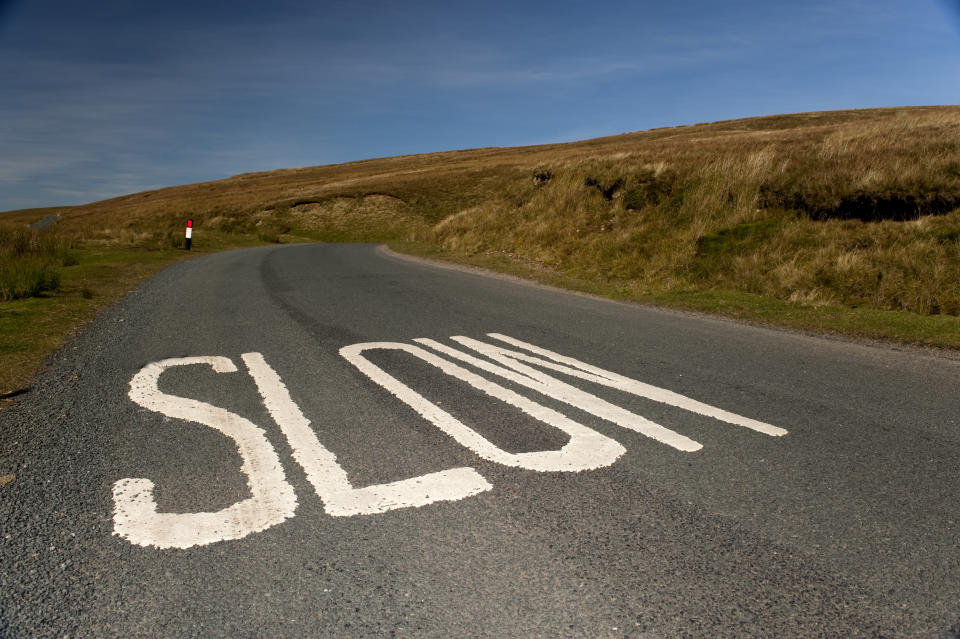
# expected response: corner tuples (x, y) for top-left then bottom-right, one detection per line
(0, 258), (61, 301)
(646, 289), (960, 348)
(0, 224), (72, 301)
(0, 230), (275, 396)
(0, 248), (183, 395)
(695, 219), (782, 260)
(391, 241), (960, 351)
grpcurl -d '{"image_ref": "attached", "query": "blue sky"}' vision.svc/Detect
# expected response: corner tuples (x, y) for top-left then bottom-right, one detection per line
(1, 0), (958, 210)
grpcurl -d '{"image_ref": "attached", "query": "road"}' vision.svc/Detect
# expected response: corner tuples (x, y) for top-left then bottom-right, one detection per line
(2, 242), (960, 637)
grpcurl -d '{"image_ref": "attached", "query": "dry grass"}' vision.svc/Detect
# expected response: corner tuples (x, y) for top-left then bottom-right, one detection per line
(427, 107), (960, 317)
(2, 105), (959, 365)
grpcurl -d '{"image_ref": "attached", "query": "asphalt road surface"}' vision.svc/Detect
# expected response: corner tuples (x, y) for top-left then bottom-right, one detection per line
(2, 243), (960, 637)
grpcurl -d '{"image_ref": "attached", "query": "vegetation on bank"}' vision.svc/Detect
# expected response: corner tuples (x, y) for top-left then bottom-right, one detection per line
(2, 106), (959, 395)
(0, 228), (264, 397)
(431, 109), (960, 317)
(0, 224), (75, 301)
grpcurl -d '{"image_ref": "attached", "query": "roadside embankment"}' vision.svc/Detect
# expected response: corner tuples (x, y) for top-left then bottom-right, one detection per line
(3, 106), (959, 396)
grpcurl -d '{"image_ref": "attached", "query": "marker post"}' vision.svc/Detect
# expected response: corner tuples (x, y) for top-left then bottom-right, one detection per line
(185, 219), (193, 251)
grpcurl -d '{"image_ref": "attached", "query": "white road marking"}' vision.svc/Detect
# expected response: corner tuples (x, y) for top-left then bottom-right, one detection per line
(339, 342), (625, 472)
(113, 356), (297, 549)
(483, 333), (786, 438)
(415, 337), (702, 452)
(242, 352), (491, 516)
(114, 333), (787, 548)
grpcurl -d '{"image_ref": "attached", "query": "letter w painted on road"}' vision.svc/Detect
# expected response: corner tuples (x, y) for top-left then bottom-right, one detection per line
(112, 333), (786, 548)
(415, 334), (786, 451)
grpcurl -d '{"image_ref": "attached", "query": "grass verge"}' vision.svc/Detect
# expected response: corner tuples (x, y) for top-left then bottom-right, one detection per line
(390, 240), (960, 351)
(0, 231), (269, 397)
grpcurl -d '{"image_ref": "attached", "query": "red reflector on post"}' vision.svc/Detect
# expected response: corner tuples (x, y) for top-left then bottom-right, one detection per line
(187, 219), (193, 228)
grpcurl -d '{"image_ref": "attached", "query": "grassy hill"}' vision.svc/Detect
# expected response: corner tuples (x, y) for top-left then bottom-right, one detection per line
(3, 105), (960, 394)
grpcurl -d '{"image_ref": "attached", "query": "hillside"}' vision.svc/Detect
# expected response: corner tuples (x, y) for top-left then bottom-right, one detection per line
(3, 106), (960, 393)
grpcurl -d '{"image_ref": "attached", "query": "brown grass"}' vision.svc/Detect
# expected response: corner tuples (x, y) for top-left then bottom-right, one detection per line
(427, 107), (960, 316)
(3, 106), (959, 363)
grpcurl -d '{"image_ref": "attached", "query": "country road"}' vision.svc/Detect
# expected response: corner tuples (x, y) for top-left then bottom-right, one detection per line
(2, 242), (960, 637)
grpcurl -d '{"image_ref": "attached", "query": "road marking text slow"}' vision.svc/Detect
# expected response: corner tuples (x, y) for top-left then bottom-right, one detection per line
(113, 333), (786, 548)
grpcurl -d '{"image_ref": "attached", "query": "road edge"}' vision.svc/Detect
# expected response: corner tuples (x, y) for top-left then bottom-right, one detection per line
(377, 244), (960, 363)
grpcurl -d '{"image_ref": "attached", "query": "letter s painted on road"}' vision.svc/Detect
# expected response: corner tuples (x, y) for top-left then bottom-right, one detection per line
(112, 357), (297, 549)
